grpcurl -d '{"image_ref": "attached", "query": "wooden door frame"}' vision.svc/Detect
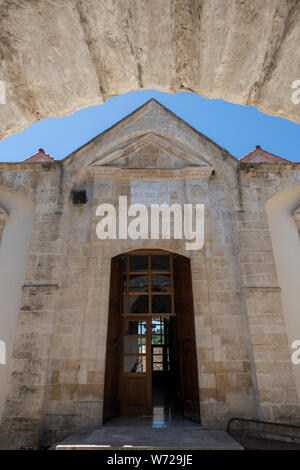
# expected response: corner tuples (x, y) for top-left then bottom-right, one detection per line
(174, 255), (201, 422)
(103, 256), (123, 422)
(120, 315), (152, 415)
(103, 250), (201, 422)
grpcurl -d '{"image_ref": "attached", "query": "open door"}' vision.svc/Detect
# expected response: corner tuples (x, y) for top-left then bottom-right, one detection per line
(174, 255), (200, 421)
(103, 256), (122, 421)
(103, 251), (200, 423)
(120, 316), (152, 416)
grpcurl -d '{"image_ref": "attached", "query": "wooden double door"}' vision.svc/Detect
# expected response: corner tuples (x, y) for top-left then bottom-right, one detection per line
(103, 251), (200, 422)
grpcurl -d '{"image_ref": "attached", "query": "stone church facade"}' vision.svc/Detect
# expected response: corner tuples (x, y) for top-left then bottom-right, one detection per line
(0, 100), (299, 449)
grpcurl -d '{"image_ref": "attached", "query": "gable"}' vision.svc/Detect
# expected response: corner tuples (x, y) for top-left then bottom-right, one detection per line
(65, 99), (238, 178)
(66, 99), (240, 207)
(89, 133), (212, 170)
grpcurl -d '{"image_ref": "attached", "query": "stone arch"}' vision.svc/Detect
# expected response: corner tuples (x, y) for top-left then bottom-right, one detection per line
(103, 247), (201, 421)
(0, 0), (300, 142)
(0, 189), (35, 424)
(0, 208), (8, 245)
(0, 341), (5, 366)
(0, 174), (37, 202)
(110, 242), (192, 261)
(121, 245), (194, 256)
(266, 184), (300, 402)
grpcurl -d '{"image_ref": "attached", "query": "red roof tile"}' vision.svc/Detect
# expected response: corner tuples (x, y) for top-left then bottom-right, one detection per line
(240, 145), (291, 163)
(23, 148), (55, 162)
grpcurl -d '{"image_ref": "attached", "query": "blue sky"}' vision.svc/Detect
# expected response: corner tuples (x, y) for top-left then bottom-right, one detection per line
(0, 89), (300, 162)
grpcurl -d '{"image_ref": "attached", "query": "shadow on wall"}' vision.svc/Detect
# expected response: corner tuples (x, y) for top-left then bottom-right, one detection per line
(0, 190), (34, 424)
(266, 184), (300, 404)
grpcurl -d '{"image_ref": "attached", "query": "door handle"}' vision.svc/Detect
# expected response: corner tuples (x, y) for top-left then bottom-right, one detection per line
(183, 339), (192, 349)
(109, 339), (118, 349)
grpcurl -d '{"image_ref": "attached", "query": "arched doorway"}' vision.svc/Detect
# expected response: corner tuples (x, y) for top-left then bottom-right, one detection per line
(103, 250), (200, 424)
(266, 184), (300, 401)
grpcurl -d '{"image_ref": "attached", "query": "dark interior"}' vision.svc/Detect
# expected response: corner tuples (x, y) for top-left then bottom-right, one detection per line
(151, 316), (182, 421)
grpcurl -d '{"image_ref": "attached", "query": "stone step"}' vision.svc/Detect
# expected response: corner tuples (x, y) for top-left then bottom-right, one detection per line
(55, 428), (243, 450)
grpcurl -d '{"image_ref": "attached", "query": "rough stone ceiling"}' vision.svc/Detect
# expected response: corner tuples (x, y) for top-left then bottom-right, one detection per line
(0, 0), (300, 141)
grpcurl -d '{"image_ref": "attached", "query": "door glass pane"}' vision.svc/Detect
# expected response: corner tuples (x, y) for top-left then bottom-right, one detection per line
(125, 320), (147, 335)
(124, 355), (146, 373)
(122, 295), (126, 313)
(152, 335), (164, 345)
(153, 363), (163, 371)
(129, 295), (149, 313)
(153, 346), (163, 355)
(130, 255), (148, 271)
(151, 274), (171, 292)
(152, 318), (165, 332)
(153, 354), (163, 362)
(152, 318), (165, 344)
(151, 255), (170, 271)
(124, 337), (146, 354)
(152, 295), (172, 313)
(152, 317), (172, 344)
(129, 274), (149, 292)
(121, 255), (127, 272)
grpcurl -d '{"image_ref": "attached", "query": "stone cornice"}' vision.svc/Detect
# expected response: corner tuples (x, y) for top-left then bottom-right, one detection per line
(240, 162), (300, 172)
(22, 284), (59, 291)
(243, 286), (281, 293)
(90, 132), (211, 168)
(0, 207), (8, 222)
(293, 207), (300, 237)
(88, 166), (214, 179)
(0, 161), (61, 172)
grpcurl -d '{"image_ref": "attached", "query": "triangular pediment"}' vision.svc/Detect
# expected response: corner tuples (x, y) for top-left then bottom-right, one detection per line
(90, 133), (212, 170)
(68, 99), (238, 188)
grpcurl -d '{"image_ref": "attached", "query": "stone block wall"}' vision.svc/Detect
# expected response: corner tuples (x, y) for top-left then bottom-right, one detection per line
(238, 164), (300, 423)
(293, 207), (300, 238)
(0, 208), (8, 242)
(0, 105), (299, 448)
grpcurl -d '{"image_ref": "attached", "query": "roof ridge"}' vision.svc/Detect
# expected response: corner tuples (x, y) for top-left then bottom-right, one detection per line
(240, 145), (291, 163)
(23, 148), (55, 162)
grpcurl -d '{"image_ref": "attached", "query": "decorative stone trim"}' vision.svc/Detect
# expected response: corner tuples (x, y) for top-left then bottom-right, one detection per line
(22, 284), (59, 291)
(292, 207), (300, 238)
(90, 132), (210, 167)
(0, 207), (8, 245)
(0, 161), (62, 171)
(88, 166), (214, 179)
(240, 162), (300, 172)
(0, 208), (8, 221)
(243, 286), (281, 293)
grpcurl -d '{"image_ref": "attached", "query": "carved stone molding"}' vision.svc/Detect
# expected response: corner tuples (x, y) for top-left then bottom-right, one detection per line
(0, 208), (8, 221)
(0, 207), (8, 244)
(293, 207), (300, 239)
(130, 180), (170, 206)
(243, 286), (281, 293)
(22, 284), (59, 291)
(89, 133), (212, 168)
(88, 166), (214, 180)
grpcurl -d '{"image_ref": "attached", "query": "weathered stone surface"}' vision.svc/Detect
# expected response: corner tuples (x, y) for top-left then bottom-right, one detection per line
(55, 427), (244, 450)
(0, 0), (300, 142)
(0, 207), (8, 243)
(293, 207), (300, 238)
(0, 100), (299, 449)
